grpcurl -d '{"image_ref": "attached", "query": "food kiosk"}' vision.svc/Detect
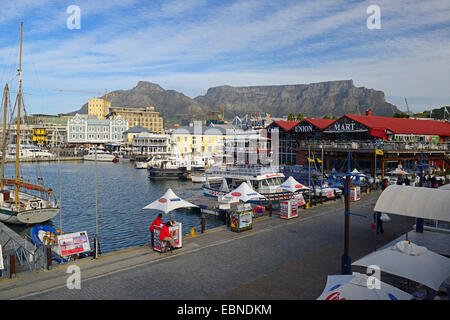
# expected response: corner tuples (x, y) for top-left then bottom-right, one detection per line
(152, 222), (183, 252)
(350, 186), (361, 201)
(230, 203), (253, 232)
(280, 199), (299, 219)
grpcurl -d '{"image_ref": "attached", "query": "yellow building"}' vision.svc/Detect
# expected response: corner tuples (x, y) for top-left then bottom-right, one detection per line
(88, 98), (111, 119)
(170, 123), (227, 156)
(32, 128), (47, 145)
(108, 106), (164, 133)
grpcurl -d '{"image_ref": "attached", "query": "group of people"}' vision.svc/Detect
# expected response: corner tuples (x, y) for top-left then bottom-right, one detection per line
(149, 213), (175, 249)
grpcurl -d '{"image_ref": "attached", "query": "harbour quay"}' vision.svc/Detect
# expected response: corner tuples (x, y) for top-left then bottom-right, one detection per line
(0, 190), (416, 300)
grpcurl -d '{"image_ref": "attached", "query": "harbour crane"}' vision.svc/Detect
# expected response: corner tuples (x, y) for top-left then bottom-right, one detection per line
(404, 98), (413, 115)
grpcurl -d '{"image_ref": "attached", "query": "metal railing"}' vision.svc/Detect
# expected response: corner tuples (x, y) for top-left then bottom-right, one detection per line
(205, 164), (280, 177)
(297, 140), (450, 152)
(0, 228), (46, 278)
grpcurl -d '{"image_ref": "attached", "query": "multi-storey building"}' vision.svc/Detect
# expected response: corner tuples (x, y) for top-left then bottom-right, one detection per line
(108, 106), (163, 133)
(170, 122), (226, 156)
(88, 98), (111, 119)
(67, 114), (128, 144)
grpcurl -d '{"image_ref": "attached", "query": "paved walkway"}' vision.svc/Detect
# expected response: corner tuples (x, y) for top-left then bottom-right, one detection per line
(0, 191), (414, 300)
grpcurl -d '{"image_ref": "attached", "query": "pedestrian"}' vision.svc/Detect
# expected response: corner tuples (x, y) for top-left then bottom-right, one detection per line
(149, 213), (163, 247)
(373, 212), (384, 235)
(381, 178), (388, 190)
(160, 221), (175, 250)
(404, 176), (410, 186)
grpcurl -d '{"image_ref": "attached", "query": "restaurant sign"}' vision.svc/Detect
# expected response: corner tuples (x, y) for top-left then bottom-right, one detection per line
(294, 124), (314, 133)
(324, 119), (367, 133)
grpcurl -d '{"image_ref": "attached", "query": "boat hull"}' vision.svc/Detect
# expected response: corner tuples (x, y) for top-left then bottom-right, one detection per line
(83, 155), (116, 162)
(0, 207), (59, 224)
(148, 166), (187, 179)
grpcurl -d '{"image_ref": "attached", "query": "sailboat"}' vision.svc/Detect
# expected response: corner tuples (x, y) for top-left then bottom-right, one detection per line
(0, 22), (59, 224)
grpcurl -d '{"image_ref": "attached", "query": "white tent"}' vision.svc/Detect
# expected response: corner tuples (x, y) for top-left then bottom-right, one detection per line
(224, 182), (266, 203)
(388, 168), (409, 175)
(142, 188), (198, 214)
(317, 273), (412, 300)
(279, 176), (310, 193)
(352, 241), (450, 291)
(374, 185), (450, 222)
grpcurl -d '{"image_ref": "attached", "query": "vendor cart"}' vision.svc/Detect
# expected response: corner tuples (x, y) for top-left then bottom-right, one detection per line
(280, 199), (299, 219)
(230, 203), (253, 232)
(152, 222), (183, 252)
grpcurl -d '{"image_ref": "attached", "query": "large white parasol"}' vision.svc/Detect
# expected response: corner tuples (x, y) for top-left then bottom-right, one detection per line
(224, 182), (266, 203)
(142, 188), (198, 214)
(352, 240), (450, 291)
(279, 176), (310, 193)
(317, 272), (412, 300)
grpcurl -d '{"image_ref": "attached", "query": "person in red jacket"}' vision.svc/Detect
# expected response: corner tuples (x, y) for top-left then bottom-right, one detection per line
(160, 221), (175, 249)
(149, 214), (163, 246)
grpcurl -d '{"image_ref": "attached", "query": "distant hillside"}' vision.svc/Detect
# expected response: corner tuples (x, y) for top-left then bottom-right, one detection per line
(70, 80), (400, 121)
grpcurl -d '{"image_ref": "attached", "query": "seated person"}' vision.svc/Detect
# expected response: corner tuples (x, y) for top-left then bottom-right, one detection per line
(159, 221), (175, 249)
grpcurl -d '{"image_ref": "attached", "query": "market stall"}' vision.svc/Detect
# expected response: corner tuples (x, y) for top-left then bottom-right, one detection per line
(280, 199), (298, 219)
(230, 203), (253, 232)
(152, 222), (183, 252)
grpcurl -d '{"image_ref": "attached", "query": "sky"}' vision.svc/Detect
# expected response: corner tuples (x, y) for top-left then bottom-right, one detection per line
(0, 0), (449, 115)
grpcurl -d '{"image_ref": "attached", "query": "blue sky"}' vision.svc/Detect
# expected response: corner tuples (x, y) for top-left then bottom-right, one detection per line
(1, 0), (449, 115)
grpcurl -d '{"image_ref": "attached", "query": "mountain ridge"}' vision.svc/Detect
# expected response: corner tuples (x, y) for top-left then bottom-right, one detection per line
(70, 80), (400, 121)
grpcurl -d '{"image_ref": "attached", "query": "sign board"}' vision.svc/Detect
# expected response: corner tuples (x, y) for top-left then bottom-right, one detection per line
(57, 231), (91, 257)
(239, 212), (253, 228)
(0, 245), (3, 270)
(294, 124), (314, 133)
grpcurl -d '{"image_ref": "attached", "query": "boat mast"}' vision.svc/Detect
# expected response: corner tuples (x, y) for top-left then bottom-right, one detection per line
(15, 22), (23, 206)
(1, 83), (8, 189)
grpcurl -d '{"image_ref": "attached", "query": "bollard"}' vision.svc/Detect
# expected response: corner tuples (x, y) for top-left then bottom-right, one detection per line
(226, 211), (231, 227)
(268, 203), (273, 217)
(46, 245), (52, 270)
(9, 250), (16, 279)
(190, 227), (196, 237)
(201, 215), (206, 233)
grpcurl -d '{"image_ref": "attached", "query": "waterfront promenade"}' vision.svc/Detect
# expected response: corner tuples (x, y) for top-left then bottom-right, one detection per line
(0, 190), (414, 300)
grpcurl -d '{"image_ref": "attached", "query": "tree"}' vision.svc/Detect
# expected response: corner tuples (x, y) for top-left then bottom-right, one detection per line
(287, 113), (296, 121)
(322, 115), (331, 119)
(296, 113), (304, 121)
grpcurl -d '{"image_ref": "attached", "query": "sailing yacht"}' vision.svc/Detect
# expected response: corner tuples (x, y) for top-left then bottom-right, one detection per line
(0, 22), (59, 224)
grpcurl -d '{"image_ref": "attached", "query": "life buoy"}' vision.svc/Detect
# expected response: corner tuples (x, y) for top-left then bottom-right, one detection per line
(30, 201), (39, 209)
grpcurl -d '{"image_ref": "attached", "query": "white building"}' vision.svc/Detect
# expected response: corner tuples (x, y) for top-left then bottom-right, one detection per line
(131, 131), (171, 155)
(67, 114), (128, 144)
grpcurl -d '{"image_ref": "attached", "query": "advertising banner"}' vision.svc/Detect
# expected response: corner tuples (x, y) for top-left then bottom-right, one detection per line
(57, 231), (91, 257)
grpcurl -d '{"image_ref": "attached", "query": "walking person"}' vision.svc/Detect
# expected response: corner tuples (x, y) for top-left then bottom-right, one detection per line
(373, 212), (384, 235)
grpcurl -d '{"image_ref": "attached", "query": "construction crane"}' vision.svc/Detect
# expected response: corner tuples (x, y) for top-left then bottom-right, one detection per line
(55, 88), (116, 117)
(404, 98), (413, 115)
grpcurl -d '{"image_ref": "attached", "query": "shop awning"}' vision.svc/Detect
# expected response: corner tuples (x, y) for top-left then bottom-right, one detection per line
(374, 185), (450, 222)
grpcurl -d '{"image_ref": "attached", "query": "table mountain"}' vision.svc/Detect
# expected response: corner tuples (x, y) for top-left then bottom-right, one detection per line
(195, 80), (400, 118)
(70, 80), (400, 121)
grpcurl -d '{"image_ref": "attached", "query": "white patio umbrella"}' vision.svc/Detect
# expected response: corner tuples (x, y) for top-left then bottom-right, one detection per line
(279, 176), (310, 193)
(317, 272), (412, 300)
(142, 188), (198, 214)
(224, 182), (266, 203)
(352, 240), (450, 291)
(389, 168), (408, 175)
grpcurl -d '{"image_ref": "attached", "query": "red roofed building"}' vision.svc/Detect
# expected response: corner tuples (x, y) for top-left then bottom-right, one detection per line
(323, 114), (450, 142)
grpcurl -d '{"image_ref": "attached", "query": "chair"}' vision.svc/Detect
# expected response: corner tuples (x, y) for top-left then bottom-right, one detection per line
(160, 240), (173, 255)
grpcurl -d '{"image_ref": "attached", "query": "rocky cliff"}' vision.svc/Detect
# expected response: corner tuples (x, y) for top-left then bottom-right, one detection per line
(71, 80), (400, 120)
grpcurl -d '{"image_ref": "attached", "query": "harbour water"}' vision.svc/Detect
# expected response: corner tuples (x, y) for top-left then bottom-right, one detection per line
(5, 160), (224, 254)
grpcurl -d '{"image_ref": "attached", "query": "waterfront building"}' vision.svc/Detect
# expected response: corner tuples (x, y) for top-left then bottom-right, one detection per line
(170, 122), (227, 157)
(67, 113), (128, 144)
(266, 111), (450, 176)
(131, 131), (171, 155)
(108, 106), (164, 133)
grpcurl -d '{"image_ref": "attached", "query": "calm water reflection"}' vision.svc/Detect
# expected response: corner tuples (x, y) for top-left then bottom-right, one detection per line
(5, 160), (223, 253)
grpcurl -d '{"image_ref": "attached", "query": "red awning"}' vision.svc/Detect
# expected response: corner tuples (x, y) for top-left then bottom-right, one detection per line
(369, 128), (388, 140)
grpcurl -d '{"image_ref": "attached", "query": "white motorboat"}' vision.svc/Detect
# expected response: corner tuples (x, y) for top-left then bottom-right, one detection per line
(190, 174), (222, 183)
(5, 144), (56, 160)
(202, 164), (293, 204)
(83, 148), (116, 162)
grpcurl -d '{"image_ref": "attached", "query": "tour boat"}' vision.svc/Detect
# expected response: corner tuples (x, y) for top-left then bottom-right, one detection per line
(202, 164), (293, 204)
(0, 22), (59, 224)
(147, 155), (188, 179)
(83, 148), (116, 162)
